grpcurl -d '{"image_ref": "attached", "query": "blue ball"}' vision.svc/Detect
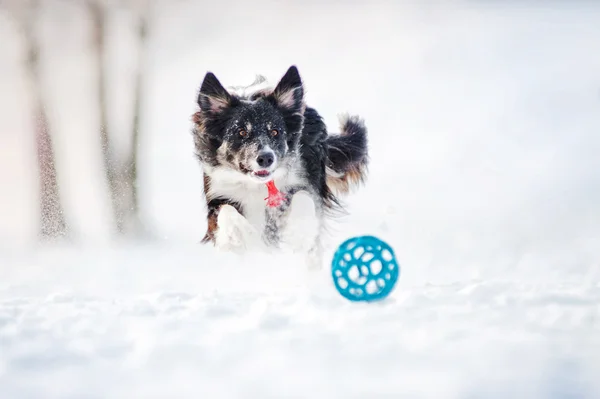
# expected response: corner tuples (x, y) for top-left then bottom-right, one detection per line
(331, 235), (400, 302)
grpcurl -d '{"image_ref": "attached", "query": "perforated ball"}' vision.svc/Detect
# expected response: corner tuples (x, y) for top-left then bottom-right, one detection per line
(331, 235), (400, 302)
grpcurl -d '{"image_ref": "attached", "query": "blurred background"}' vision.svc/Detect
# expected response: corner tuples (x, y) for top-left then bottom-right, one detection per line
(1, 0), (599, 282)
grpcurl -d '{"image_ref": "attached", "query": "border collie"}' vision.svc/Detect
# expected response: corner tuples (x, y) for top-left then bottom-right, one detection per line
(192, 65), (368, 268)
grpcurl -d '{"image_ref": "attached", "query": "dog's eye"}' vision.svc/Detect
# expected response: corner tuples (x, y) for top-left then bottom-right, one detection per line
(239, 129), (248, 137)
(271, 129), (279, 137)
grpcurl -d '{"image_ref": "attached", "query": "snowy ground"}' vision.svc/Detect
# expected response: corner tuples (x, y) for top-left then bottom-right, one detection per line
(0, 243), (598, 399)
(1, 245), (600, 398)
(2, 1), (600, 398)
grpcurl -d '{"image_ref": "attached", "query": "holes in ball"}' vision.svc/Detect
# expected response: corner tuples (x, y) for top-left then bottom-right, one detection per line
(343, 253), (352, 262)
(366, 280), (379, 294)
(370, 260), (382, 274)
(337, 278), (348, 289)
(385, 273), (391, 280)
(362, 252), (374, 262)
(388, 263), (395, 270)
(345, 241), (357, 251)
(353, 246), (365, 259)
(361, 265), (370, 275)
(348, 265), (359, 280)
(382, 249), (393, 262)
(377, 278), (385, 288)
(348, 266), (367, 285)
(334, 270), (342, 277)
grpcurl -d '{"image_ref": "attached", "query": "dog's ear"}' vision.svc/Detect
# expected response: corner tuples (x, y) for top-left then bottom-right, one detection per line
(197, 72), (232, 114)
(271, 66), (304, 114)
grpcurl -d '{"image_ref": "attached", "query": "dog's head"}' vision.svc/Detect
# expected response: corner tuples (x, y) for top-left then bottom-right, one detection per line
(193, 66), (305, 184)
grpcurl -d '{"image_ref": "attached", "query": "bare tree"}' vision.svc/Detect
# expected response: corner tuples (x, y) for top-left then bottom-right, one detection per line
(127, 1), (150, 235)
(87, 0), (151, 236)
(5, 0), (68, 239)
(88, 0), (123, 232)
(2, 0), (161, 240)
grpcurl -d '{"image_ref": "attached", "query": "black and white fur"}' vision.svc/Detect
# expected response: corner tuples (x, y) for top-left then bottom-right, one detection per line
(192, 65), (368, 268)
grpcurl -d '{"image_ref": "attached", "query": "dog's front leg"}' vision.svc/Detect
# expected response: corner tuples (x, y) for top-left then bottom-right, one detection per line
(214, 204), (262, 252)
(278, 191), (323, 269)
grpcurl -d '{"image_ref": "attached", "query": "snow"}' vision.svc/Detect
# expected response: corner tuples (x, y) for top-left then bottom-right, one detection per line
(1, 245), (600, 398)
(1, 1), (600, 398)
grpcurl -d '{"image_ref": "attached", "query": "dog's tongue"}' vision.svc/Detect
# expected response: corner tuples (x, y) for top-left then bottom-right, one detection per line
(265, 180), (285, 208)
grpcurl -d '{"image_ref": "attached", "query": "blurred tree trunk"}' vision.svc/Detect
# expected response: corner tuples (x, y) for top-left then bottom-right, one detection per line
(18, 0), (68, 238)
(88, 0), (150, 236)
(126, 3), (150, 235)
(88, 0), (124, 232)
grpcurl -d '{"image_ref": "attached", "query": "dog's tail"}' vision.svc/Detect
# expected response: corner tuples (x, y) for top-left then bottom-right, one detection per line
(325, 114), (369, 195)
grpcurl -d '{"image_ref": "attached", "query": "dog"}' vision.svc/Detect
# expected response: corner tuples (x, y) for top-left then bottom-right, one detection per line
(191, 65), (368, 268)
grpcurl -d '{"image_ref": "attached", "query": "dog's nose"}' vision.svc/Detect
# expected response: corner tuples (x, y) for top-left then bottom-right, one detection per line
(256, 151), (275, 168)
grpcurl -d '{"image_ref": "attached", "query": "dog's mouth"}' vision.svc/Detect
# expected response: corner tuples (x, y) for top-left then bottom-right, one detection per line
(252, 169), (271, 179)
(250, 169), (274, 182)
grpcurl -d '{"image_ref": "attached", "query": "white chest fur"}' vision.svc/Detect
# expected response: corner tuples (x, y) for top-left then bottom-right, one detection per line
(206, 165), (324, 269)
(205, 165), (306, 232)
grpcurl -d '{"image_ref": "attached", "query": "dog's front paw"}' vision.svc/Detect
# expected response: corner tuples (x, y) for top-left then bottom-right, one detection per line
(280, 191), (320, 250)
(289, 191), (317, 220)
(282, 191), (323, 269)
(287, 191), (319, 245)
(215, 205), (256, 252)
